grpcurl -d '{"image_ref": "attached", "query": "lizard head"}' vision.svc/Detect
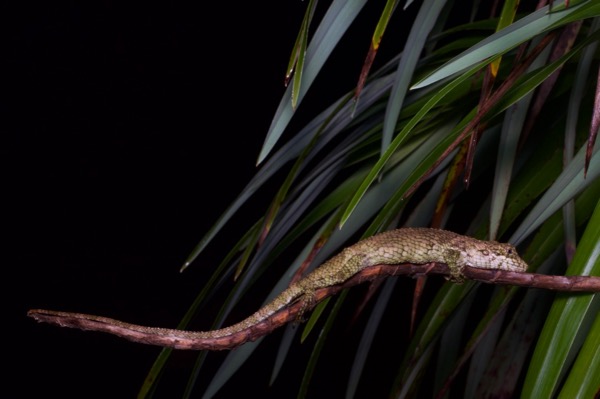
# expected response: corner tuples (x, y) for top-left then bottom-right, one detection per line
(462, 240), (529, 272)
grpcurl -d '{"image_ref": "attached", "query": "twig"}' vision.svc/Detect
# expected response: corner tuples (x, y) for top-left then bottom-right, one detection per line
(28, 263), (600, 350)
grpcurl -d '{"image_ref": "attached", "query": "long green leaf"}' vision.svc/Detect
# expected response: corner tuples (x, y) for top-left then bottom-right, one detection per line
(290, 0), (316, 109)
(489, 42), (552, 240)
(413, 0), (600, 89)
(298, 290), (348, 398)
(382, 0), (447, 153)
(522, 197), (600, 398)
(511, 138), (600, 243)
(341, 60), (490, 226)
(558, 308), (600, 398)
(259, 0), (368, 164)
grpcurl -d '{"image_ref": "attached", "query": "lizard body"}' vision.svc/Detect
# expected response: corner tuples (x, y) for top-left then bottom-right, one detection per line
(28, 228), (528, 349)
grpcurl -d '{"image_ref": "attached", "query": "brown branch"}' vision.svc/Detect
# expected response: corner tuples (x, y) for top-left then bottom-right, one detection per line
(28, 263), (600, 350)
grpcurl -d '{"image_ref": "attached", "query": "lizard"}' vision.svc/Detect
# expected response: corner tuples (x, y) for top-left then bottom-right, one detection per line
(28, 227), (528, 350)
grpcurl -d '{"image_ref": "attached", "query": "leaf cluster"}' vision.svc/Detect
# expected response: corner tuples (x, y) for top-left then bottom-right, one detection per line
(142, 1), (600, 397)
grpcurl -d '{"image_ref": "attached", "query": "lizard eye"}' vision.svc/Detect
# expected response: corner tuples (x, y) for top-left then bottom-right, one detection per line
(507, 248), (513, 255)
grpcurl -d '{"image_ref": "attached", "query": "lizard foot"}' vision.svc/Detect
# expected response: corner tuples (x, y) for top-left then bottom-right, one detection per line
(295, 292), (316, 323)
(446, 265), (465, 283)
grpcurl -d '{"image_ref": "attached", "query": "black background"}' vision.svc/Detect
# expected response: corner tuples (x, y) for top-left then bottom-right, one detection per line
(7, 2), (409, 398)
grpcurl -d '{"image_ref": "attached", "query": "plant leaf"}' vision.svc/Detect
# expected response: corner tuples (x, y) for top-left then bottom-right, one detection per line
(259, 0), (369, 164)
(521, 197), (600, 398)
(413, 0), (600, 89)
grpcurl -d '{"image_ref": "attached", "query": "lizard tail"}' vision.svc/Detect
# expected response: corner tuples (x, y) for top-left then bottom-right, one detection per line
(28, 282), (305, 349)
(195, 283), (304, 339)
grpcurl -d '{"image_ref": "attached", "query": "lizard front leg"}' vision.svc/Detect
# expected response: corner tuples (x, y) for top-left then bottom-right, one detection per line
(443, 248), (466, 282)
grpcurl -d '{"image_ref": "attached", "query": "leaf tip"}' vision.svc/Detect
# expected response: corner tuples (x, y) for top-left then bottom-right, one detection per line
(180, 262), (191, 273)
(256, 150), (268, 166)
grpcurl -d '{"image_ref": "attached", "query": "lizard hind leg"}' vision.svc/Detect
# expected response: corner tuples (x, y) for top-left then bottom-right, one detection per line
(293, 251), (368, 324)
(295, 291), (316, 323)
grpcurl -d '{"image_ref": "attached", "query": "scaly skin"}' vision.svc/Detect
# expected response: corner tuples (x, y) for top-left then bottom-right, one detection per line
(28, 228), (528, 348)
